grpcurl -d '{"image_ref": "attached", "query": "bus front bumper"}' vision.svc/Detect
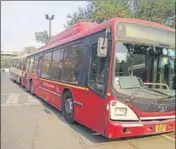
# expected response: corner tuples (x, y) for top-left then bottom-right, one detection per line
(106, 118), (175, 139)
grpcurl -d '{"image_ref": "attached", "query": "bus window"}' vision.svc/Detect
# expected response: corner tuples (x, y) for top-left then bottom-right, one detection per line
(41, 52), (52, 78)
(37, 55), (43, 77)
(88, 43), (107, 96)
(16, 62), (20, 69)
(33, 55), (39, 74)
(51, 49), (64, 81)
(19, 62), (22, 70)
(28, 56), (35, 73)
(26, 58), (30, 72)
(62, 44), (83, 84)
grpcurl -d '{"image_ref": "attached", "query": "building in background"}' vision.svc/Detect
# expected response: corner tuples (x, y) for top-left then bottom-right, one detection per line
(1, 50), (25, 69)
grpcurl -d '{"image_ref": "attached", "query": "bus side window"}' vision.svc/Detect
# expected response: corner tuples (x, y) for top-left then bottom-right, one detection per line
(62, 44), (83, 84)
(37, 56), (43, 77)
(88, 43), (107, 96)
(23, 62), (26, 71)
(33, 55), (39, 74)
(26, 58), (30, 72)
(16, 62), (19, 69)
(29, 56), (35, 73)
(41, 52), (52, 78)
(19, 62), (21, 70)
(51, 49), (64, 81)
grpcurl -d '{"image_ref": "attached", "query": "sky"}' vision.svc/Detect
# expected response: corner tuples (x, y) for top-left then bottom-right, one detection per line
(1, 1), (88, 51)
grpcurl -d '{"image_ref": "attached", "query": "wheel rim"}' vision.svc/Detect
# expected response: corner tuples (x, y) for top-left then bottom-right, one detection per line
(65, 98), (73, 114)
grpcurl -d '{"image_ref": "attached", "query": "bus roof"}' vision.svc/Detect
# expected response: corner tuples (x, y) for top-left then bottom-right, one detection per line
(46, 22), (97, 46)
(27, 17), (175, 57)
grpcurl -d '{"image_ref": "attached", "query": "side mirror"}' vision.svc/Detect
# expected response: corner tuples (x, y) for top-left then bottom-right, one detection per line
(97, 37), (108, 57)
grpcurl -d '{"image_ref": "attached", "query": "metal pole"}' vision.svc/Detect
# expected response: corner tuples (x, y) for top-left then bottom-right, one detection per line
(49, 19), (51, 38)
(45, 14), (54, 39)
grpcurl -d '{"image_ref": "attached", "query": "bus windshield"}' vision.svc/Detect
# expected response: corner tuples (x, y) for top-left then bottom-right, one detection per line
(114, 42), (175, 90)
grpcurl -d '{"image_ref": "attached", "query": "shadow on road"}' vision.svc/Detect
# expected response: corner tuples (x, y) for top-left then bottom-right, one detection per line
(9, 76), (174, 144)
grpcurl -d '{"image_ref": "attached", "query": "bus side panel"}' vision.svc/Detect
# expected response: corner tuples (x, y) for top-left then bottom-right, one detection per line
(32, 74), (39, 94)
(51, 83), (62, 110)
(33, 78), (62, 110)
(10, 67), (22, 83)
(40, 79), (57, 104)
(76, 89), (107, 134)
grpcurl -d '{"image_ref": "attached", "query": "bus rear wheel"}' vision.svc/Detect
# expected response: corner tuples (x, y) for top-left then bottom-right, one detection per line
(63, 91), (75, 123)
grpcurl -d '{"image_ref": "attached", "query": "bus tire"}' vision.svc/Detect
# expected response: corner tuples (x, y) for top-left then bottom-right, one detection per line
(63, 91), (75, 123)
(30, 80), (34, 95)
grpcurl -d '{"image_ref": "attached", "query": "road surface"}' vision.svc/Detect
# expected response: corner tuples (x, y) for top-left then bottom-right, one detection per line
(1, 72), (175, 149)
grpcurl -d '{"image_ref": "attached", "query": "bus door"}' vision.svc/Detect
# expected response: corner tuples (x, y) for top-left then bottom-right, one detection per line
(77, 43), (109, 134)
(35, 55), (43, 97)
(21, 60), (26, 86)
(24, 58), (30, 89)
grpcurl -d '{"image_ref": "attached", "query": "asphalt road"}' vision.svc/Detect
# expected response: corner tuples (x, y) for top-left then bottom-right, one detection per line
(1, 71), (175, 149)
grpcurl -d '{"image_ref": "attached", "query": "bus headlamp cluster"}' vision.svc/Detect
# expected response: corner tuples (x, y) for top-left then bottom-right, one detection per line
(114, 107), (127, 116)
(109, 100), (139, 120)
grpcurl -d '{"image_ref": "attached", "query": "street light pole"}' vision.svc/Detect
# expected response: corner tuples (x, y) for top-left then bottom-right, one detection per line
(49, 19), (51, 38)
(45, 14), (55, 39)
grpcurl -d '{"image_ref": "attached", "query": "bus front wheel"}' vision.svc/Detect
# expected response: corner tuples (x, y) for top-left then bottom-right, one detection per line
(63, 91), (75, 123)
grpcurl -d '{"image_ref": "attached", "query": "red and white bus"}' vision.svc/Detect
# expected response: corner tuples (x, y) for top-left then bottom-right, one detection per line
(10, 55), (26, 86)
(15, 18), (176, 139)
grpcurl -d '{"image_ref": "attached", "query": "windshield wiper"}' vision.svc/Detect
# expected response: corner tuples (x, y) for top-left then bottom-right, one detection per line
(126, 87), (169, 103)
(126, 87), (145, 103)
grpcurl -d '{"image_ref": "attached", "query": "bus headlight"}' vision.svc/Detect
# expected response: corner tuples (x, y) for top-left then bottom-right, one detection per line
(110, 100), (139, 120)
(114, 107), (127, 116)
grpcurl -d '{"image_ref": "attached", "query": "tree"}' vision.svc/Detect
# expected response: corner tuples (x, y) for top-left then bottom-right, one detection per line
(35, 30), (49, 44)
(64, 3), (95, 28)
(65, 0), (175, 28)
(135, 0), (175, 27)
(23, 46), (37, 54)
(91, 0), (132, 22)
(64, 0), (132, 27)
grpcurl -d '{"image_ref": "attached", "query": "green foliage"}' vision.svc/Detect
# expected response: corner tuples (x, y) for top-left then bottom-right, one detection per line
(91, 0), (132, 22)
(23, 46), (37, 54)
(64, 0), (132, 27)
(64, 3), (94, 28)
(135, 0), (175, 26)
(65, 0), (175, 28)
(35, 30), (49, 44)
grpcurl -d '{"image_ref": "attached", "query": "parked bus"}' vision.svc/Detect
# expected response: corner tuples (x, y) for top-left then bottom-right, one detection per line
(20, 18), (175, 139)
(10, 55), (26, 86)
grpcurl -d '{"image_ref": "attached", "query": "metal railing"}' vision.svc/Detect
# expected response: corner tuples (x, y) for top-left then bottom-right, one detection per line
(144, 82), (169, 90)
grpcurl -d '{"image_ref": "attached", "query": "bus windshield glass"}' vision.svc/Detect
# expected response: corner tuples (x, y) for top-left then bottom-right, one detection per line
(114, 42), (175, 90)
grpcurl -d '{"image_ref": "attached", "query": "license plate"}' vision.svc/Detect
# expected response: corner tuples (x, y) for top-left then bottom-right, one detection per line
(155, 124), (167, 133)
